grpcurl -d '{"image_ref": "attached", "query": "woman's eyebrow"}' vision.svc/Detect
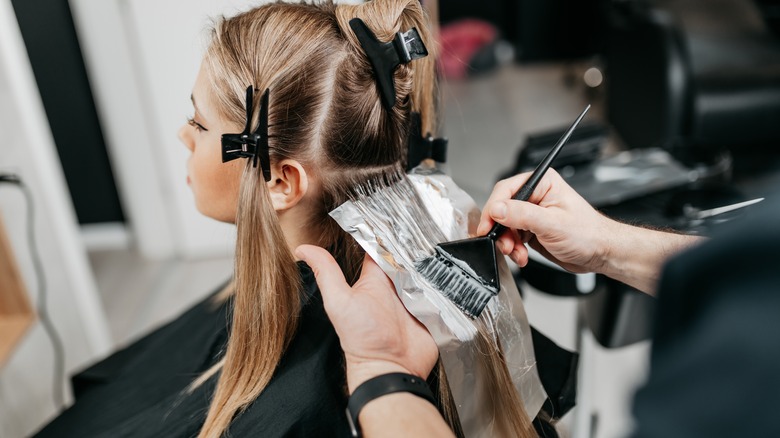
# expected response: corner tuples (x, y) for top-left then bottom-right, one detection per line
(190, 94), (210, 123)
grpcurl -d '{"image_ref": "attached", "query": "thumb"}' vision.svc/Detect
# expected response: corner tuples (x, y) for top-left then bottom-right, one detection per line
(493, 198), (553, 235)
(358, 252), (396, 293)
(359, 253), (387, 280)
(295, 244), (351, 306)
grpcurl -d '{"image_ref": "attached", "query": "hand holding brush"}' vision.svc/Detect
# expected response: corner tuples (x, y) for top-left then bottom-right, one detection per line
(478, 143), (705, 295)
(416, 105), (591, 318)
(479, 168), (608, 271)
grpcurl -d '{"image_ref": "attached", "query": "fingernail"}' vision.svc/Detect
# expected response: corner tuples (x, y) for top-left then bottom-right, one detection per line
(490, 202), (507, 220)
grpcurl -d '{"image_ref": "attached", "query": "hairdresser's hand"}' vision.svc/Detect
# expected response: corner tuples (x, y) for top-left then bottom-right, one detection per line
(296, 245), (439, 393)
(478, 169), (703, 294)
(478, 169), (611, 273)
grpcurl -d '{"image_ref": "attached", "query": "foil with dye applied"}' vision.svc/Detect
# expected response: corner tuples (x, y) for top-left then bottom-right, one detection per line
(330, 162), (546, 437)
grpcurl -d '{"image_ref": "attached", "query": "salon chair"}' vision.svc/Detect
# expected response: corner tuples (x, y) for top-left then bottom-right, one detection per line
(606, 0), (780, 153)
(517, 0), (780, 349)
(578, 0), (780, 347)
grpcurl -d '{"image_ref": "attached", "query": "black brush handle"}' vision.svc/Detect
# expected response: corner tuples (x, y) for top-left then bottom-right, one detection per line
(486, 104), (590, 241)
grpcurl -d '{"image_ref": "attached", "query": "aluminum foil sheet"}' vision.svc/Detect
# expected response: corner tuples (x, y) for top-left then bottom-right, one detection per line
(330, 163), (547, 437)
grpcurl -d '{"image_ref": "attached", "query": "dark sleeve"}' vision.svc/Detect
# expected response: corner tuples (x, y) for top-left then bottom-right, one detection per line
(70, 292), (228, 400)
(34, 292), (231, 438)
(631, 208), (780, 438)
(225, 264), (351, 437)
(70, 324), (174, 398)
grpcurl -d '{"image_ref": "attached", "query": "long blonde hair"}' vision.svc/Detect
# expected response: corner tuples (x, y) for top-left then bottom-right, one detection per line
(196, 1), (536, 437)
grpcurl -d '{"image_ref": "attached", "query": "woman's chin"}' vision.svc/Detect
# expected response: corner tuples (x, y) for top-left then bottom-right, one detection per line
(194, 203), (236, 224)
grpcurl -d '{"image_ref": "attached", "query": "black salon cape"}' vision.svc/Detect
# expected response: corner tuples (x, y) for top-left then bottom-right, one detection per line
(632, 197), (780, 437)
(34, 262), (350, 438)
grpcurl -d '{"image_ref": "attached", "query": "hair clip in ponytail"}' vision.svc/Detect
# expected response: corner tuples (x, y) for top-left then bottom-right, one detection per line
(221, 86), (272, 182)
(349, 18), (428, 109)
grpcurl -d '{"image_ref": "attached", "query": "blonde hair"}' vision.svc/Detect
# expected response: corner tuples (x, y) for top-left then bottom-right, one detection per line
(196, 1), (536, 437)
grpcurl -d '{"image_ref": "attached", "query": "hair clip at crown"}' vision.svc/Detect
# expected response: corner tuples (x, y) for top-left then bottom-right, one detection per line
(349, 18), (428, 110)
(221, 86), (272, 182)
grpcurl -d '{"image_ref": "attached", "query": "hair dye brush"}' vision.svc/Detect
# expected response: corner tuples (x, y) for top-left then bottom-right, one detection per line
(416, 104), (591, 318)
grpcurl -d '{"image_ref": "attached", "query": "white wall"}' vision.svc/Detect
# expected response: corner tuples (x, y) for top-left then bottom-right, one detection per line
(0, 1), (111, 436)
(69, 0), (269, 259)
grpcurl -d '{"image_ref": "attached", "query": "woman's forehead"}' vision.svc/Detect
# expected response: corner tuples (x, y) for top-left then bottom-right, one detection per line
(191, 66), (213, 117)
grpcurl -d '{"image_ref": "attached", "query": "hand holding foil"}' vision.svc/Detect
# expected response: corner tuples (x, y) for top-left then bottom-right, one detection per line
(330, 164), (547, 437)
(295, 245), (438, 393)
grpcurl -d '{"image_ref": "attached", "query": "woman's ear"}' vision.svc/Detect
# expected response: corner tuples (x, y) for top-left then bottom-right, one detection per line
(266, 159), (309, 211)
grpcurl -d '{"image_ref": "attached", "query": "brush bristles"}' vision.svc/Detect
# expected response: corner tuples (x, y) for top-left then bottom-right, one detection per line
(416, 249), (499, 318)
(346, 173), (496, 319)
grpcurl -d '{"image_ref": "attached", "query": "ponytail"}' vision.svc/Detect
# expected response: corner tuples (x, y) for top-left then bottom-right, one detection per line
(198, 165), (301, 438)
(334, 0), (438, 136)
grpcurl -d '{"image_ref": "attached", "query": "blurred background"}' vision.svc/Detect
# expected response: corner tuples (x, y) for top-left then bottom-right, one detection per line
(1, 0), (779, 436)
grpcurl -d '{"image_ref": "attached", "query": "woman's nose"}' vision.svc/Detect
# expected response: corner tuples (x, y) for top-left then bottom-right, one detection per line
(178, 124), (194, 152)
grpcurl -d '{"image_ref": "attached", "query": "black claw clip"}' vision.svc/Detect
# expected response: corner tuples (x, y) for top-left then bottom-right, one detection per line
(221, 86), (272, 181)
(406, 112), (448, 171)
(349, 18), (428, 109)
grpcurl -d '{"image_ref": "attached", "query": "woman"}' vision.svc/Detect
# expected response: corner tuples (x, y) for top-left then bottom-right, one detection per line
(36, 1), (437, 436)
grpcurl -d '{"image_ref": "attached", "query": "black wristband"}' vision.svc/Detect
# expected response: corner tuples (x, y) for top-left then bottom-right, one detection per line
(346, 372), (436, 437)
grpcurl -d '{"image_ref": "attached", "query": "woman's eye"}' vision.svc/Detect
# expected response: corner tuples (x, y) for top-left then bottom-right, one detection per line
(187, 117), (208, 133)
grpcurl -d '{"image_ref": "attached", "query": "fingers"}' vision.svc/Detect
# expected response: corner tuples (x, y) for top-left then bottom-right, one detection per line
(488, 198), (552, 237)
(477, 170), (560, 235)
(478, 175), (527, 235)
(488, 227), (530, 266)
(295, 244), (350, 307)
(509, 239), (529, 266)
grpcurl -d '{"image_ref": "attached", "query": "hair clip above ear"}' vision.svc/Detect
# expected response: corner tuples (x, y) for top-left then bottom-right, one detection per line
(349, 18), (428, 110)
(221, 86), (272, 182)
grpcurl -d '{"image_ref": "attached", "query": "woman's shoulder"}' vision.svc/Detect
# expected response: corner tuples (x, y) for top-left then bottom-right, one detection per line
(226, 262), (349, 437)
(228, 362), (350, 437)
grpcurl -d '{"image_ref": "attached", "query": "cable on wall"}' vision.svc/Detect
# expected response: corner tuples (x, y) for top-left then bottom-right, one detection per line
(0, 172), (66, 409)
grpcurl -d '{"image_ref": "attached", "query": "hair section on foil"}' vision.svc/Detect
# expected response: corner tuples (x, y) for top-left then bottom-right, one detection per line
(349, 175), (479, 339)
